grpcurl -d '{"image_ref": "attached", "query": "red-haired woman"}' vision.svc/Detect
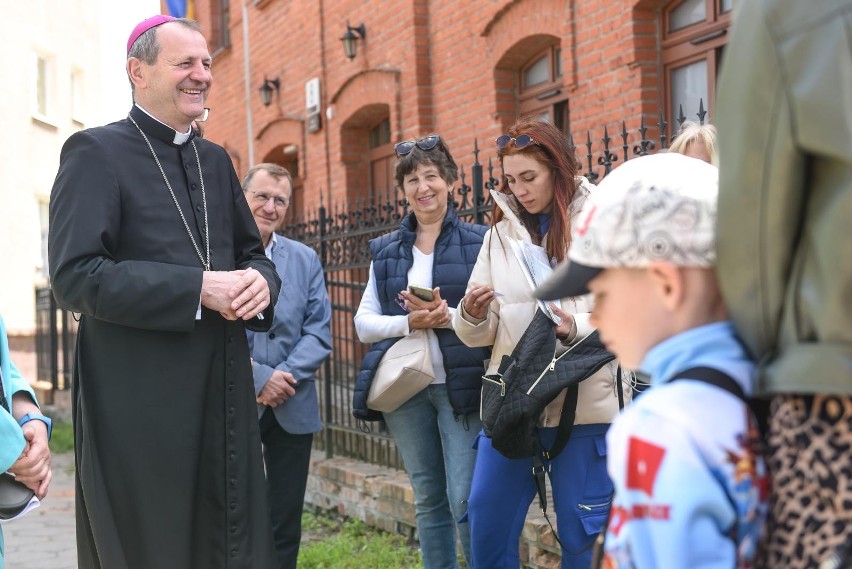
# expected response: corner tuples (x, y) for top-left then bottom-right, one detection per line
(453, 119), (628, 568)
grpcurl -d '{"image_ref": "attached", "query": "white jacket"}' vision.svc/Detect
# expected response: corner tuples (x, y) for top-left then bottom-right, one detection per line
(453, 180), (627, 427)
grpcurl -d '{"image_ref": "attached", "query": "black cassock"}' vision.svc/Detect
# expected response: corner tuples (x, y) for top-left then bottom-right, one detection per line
(49, 106), (281, 569)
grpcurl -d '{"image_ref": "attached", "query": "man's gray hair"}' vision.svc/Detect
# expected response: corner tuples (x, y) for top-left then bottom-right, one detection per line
(242, 163), (294, 193)
(127, 18), (202, 94)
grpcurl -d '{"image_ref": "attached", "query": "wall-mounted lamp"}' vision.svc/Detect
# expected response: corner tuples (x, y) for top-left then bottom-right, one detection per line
(259, 76), (280, 107)
(341, 22), (366, 60)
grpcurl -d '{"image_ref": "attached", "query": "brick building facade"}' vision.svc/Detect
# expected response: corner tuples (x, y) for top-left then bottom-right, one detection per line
(179, 0), (731, 220)
(145, 3), (735, 562)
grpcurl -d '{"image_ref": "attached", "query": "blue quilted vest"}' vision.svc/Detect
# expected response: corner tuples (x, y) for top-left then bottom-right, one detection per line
(352, 207), (490, 421)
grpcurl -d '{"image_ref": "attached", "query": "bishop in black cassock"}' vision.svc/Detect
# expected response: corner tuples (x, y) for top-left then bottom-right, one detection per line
(48, 17), (280, 569)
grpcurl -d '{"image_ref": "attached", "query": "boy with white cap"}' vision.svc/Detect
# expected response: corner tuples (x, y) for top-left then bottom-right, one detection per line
(534, 152), (769, 568)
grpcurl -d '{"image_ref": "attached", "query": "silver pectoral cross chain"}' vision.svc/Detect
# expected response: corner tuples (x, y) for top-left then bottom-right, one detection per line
(129, 115), (211, 272)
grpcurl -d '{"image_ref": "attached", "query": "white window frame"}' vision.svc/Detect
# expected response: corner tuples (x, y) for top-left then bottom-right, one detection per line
(32, 51), (57, 126)
(71, 68), (85, 126)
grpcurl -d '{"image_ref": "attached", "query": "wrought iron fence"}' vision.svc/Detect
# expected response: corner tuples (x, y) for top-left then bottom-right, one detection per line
(289, 109), (705, 467)
(36, 107), (705, 468)
(34, 287), (76, 391)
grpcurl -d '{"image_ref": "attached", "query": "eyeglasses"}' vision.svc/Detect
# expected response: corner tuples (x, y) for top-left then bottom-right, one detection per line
(249, 190), (290, 208)
(495, 134), (538, 149)
(394, 135), (441, 156)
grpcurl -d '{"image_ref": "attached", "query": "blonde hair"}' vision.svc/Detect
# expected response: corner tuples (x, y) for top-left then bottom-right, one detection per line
(669, 121), (719, 166)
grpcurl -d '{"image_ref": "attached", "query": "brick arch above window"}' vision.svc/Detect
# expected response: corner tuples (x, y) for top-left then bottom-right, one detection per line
(330, 69), (400, 134)
(254, 117), (303, 181)
(491, 33), (568, 133)
(481, 0), (572, 79)
(481, 0), (573, 132)
(332, 71), (400, 206)
(481, 0), (570, 43)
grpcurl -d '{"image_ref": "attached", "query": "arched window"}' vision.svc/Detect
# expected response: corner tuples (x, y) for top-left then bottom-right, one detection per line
(661, 0), (733, 127)
(369, 117), (394, 198)
(340, 104), (392, 203)
(518, 45), (569, 133)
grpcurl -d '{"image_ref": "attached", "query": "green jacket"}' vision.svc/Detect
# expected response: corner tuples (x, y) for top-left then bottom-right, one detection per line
(716, 0), (852, 396)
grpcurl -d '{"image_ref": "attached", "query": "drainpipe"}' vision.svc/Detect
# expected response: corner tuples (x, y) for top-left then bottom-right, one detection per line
(318, 0), (333, 202)
(242, 2), (255, 166)
(317, 0), (335, 460)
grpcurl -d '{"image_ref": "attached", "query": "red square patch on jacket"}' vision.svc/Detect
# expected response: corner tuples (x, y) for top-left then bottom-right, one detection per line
(626, 437), (666, 497)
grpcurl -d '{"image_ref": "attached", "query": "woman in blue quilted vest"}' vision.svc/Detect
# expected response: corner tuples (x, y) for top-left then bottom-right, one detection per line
(353, 135), (489, 569)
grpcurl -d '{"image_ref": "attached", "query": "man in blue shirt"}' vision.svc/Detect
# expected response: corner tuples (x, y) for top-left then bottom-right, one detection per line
(243, 163), (332, 569)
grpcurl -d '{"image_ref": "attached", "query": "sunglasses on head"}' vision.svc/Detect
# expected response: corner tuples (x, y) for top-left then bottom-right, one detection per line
(395, 135), (441, 156)
(495, 134), (538, 149)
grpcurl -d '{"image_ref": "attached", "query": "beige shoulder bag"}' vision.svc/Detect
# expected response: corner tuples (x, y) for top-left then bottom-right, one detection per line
(367, 329), (435, 413)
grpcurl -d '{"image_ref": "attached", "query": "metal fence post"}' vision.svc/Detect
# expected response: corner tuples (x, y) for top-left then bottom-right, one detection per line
(471, 139), (484, 226)
(318, 199), (334, 460)
(49, 290), (59, 390)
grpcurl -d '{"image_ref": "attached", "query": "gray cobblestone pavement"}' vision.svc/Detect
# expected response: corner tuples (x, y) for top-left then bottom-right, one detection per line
(4, 452), (76, 569)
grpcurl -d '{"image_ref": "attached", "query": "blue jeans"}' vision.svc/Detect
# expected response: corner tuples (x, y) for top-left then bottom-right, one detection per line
(468, 425), (612, 569)
(383, 384), (480, 569)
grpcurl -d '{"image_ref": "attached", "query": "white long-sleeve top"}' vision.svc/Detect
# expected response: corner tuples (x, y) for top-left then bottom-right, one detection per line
(354, 247), (457, 385)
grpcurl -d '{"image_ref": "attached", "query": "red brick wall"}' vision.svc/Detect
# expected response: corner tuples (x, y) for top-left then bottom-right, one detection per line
(192, 0), (670, 212)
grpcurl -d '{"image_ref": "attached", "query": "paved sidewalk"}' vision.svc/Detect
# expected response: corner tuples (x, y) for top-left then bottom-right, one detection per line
(4, 452), (77, 569)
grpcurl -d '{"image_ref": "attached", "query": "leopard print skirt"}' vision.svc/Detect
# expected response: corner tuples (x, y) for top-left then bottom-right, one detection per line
(761, 394), (852, 568)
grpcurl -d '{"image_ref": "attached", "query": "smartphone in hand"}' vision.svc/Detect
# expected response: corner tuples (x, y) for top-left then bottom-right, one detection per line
(408, 285), (434, 301)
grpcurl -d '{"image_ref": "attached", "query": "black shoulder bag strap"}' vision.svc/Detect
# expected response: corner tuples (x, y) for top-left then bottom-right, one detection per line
(532, 383), (579, 513)
(532, 383), (580, 512)
(532, 384), (583, 555)
(535, 366), (627, 558)
(543, 365), (625, 465)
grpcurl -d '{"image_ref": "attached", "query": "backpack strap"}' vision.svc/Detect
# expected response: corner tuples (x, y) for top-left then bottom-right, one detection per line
(538, 366), (627, 560)
(532, 383), (601, 558)
(544, 365), (625, 463)
(533, 383), (578, 519)
(593, 367), (752, 569)
(668, 366), (746, 401)
(668, 365), (768, 561)
(543, 383), (580, 461)
(670, 366), (772, 437)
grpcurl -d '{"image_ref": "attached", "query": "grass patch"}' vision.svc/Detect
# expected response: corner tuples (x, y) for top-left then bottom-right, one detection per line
(299, 511), (423, 568)
(49, 420), (74, 454)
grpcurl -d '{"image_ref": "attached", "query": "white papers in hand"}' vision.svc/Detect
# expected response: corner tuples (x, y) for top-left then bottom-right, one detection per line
(0, 496), (41, 524)
(506, 236), (562, 325)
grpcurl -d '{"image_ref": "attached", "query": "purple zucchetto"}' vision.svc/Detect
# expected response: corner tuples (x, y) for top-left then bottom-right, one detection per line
(127, 15), (176, 55)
